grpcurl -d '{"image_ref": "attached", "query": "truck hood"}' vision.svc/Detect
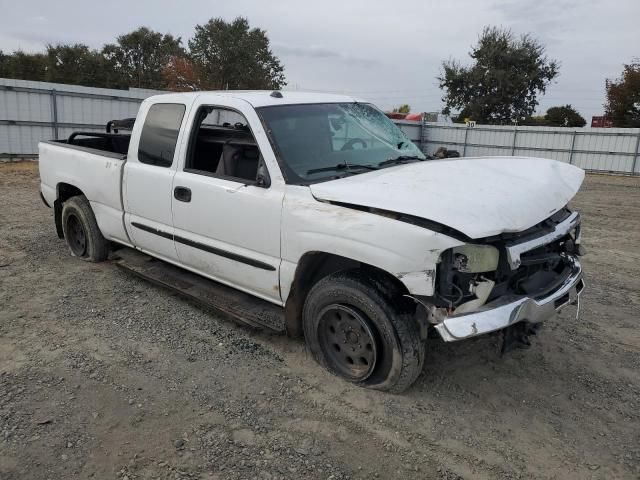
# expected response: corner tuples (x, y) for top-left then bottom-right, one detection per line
(309, 156), (585, 239)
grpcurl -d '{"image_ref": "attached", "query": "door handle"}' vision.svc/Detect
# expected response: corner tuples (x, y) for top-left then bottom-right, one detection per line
(174, 186), (192, 202)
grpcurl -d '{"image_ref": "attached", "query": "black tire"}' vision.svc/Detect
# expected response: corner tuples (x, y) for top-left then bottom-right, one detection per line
(61, 195), (109, 262)
(302, 270), (425, 393)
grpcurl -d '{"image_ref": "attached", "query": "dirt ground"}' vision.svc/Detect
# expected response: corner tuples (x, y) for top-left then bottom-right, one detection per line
(0, 161), (638, 480)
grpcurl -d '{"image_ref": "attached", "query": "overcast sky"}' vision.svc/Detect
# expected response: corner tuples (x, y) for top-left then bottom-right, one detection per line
(1, 0), (638, 120)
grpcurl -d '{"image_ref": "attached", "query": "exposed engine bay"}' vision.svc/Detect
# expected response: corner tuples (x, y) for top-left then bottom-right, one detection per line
(432, 207), (584, 314)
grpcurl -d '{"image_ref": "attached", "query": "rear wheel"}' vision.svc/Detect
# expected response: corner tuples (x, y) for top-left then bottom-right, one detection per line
(303, 270), (425, 392)
(61, 195), (109, 262)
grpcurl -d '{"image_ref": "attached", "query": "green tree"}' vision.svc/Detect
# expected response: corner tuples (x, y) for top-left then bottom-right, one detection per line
(0, 50), (6, 77)
(605, 60), (640, 127)
(520, 115), (547, 126)
(44, 44), (111, 87)
(102, 27), (184, 89)
(438, 26), (559, 124)
(544, 104), (586, 127)
(0, 51), (47, 81)
(189, 17), (285, 90)
(393, 104), (411, 114)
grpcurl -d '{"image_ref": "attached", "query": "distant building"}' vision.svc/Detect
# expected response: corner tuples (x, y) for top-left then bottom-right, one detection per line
(423, 112), (439, 122)
(591, 116), (614, 128)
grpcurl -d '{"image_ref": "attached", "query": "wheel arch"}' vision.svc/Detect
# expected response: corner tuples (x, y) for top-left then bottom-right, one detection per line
(54, 183), (86, 238)
(283, 251), (412, 337)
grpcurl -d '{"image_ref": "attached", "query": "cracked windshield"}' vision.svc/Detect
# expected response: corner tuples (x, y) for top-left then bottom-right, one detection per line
(259, 103), (425, 182)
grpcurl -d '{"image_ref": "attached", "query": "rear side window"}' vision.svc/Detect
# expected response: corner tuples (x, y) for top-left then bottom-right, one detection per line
(138, 103), (186, 167)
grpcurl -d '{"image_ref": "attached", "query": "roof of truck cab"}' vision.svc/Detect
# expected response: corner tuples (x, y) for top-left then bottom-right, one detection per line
(145, 90), (364, 108)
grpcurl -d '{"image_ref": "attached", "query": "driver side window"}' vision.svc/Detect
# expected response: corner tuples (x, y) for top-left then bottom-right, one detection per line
(185, 106), (269, 185)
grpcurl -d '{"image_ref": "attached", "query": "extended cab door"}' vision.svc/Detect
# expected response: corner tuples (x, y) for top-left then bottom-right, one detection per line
(124, 100), (189, 262)
(171, 96), (284, 304)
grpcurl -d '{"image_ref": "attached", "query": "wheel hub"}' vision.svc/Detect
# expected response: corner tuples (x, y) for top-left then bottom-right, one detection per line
(317, 304), (378, 381)
(67, 214), (87, 256)
(345, 330), (359, 344)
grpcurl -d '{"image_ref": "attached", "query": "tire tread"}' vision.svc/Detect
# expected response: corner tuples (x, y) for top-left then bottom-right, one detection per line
(61, 195), (109, 262)
(303, 269), (425, 393)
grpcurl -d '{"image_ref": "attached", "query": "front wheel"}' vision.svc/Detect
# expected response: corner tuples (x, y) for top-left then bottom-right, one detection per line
(302, 270), (425, 393)
(61, 195), (109, 262)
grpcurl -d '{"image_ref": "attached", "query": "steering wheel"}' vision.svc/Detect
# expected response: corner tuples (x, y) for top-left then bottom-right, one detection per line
(340, 138), (368, 151)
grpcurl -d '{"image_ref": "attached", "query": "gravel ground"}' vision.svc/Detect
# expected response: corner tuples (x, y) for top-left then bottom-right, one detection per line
(0, 161), (639, 480)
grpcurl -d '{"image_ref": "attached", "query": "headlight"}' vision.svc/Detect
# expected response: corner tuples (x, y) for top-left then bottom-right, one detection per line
(450, 244), (499, 273)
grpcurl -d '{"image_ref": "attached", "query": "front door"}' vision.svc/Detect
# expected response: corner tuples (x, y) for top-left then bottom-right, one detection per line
(171, 99), (284, 303)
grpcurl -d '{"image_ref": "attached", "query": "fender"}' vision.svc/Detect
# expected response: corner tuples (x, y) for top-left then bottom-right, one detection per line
(280, 186), (463, 299)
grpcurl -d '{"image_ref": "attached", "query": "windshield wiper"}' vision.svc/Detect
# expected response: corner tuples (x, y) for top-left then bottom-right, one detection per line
(378, 155), (424, 168)
(307, 162), (378, 175)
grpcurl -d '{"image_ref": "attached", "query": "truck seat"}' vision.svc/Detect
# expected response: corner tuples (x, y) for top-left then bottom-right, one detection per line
(216, 144), (260, 181)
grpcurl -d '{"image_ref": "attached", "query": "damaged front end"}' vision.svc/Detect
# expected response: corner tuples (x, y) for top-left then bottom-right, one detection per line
(420, 208), (585, 346)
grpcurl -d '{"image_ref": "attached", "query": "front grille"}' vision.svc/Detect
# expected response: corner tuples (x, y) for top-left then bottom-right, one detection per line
(484, 209), (580, 302)
(485, 208), (573, 244)
(502, 211), (580, 270)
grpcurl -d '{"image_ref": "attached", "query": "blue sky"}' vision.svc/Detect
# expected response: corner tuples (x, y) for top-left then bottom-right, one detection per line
(1, 0), (638, 120)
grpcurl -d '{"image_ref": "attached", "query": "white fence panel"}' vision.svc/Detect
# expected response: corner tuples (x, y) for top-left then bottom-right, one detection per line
(420, 122), (640, 174)
(2, 124), (52, 156)
(393, 120), (422, 143)
(0, 78), (162, 157)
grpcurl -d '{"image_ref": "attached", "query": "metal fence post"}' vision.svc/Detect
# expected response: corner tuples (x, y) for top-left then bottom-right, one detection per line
(632, 132), (640, 175)
(419, 114), (426, 153)
(462, 126), (469, 156)
(568, 130), (577, 165)
(50, 89), (59, 139)
(511, 126), (517, 155)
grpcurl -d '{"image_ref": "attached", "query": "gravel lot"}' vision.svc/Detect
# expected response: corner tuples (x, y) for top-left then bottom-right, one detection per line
(1, 161), (639, 480)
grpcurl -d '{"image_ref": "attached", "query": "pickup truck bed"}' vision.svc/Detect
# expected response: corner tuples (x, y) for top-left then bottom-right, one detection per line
(39, 139), (131, 246)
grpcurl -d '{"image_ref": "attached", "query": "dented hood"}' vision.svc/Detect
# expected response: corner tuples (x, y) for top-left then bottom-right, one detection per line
(309, 156), (585, 239)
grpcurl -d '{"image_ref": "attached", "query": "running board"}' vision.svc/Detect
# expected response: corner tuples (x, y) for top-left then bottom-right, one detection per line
(111, 247), (286, 333)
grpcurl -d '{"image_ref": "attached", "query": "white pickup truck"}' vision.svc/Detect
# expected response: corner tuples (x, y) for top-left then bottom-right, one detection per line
(39, 91), (585, 392)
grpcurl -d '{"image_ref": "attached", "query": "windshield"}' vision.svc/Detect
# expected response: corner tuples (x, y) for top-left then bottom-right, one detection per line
(257, 103), (425, 183)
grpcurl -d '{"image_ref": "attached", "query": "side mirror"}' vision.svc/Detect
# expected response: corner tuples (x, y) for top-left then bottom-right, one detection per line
(256, 161), (271, 188)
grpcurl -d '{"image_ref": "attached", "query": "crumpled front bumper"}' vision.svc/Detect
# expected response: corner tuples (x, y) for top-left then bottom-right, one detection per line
(434, 257), (584, 342)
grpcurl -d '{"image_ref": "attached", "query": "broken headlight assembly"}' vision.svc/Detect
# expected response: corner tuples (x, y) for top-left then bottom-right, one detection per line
(450, 244), (499, 273)
(434, 244), (499, 310)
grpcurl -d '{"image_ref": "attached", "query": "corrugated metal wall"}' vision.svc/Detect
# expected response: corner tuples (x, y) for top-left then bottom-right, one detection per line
(0, 78), (163, 157)
(416, 122), (640, 175)
(2, 78), (640, 174)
